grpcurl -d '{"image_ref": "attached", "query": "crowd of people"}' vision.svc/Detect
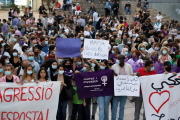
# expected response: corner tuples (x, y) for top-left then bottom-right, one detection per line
(0, 0), (180, 120)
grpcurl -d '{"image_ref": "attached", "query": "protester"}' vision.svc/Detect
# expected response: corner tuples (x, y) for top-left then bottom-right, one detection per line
(111, 55), (133, 120)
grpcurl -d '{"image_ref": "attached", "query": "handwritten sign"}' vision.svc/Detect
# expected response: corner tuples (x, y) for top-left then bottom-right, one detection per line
(82, 39), (109, 60)
(75, 69), (114, 99)
(140, 73), (180, 120)
(114, 75), (140, 96)
(0, 82), (60, 120)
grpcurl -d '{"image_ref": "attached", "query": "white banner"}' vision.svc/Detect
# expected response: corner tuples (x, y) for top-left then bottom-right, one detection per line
(0, 82), (60, 120)
(114, 75), (140, 96)
(140, 73), (180, 120)
(82, 39), (109, 60)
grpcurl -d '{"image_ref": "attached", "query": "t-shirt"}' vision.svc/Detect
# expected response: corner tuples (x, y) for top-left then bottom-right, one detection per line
(156, 15), (163, 21)
(73, 86), (83, 104)
(93, 12), (98, 22)
(56, 15), (63, 24)
(6, 77), (13, 82)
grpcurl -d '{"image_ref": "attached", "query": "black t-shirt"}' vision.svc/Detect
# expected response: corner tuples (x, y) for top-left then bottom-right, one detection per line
(37, 23), (43, 27)
(6, 77), (13, 82)
(75, 25), (84, 34)
(56, 15), (63, 24)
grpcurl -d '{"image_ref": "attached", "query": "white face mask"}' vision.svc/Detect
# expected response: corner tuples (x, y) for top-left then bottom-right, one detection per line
(80, 37), (84, 40)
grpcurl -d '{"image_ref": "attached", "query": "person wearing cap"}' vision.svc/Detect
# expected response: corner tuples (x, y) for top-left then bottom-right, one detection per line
(125, 1), (131, 15)
(135, 60), (156, 120)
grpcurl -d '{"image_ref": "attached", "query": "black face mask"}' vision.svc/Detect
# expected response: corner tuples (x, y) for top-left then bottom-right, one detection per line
(113, 35), (117, 38)
(65, 65), (71, 69)
(165, 66), (171, 72)
(108, 63), (113, 66)
(6, 48), (10, 52)
(22, 66), (25, 69)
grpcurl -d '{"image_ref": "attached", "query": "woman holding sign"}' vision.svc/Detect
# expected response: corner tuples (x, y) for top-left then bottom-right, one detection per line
(97, 60), (112, 120)
(111, 55), (133, 120)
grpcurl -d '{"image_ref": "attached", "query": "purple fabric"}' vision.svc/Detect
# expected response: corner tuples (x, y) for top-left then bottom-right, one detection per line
(171, 63), (177, 72)
(2, 24), (8, 35)
(64, 69), (74, 77)
(175, 67), (180, 73)
(161, 30), (169, 37)
(109, 54), (117, 63)
(15, 30), (22, 37)
(154, 63), (164, 73)
(126, 61), (145, 73)
(56, 38), (81, 58)
(75, 65), (83, 71)
(75, 69), (114, 99)
(125, 56), (130, 62)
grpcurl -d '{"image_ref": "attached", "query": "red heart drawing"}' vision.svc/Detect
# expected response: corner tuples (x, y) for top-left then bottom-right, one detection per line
(149, 90), (170, 114)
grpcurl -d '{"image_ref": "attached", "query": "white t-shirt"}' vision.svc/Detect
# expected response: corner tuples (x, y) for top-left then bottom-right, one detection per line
(13, 43), (28, 54)
(118, 30), (122, 38)
(48, 18), (54, 24)
(156, 15), (163, 21)
(20, 52), (28, 60)
(72, 6), (76, 10)
(84, 31), (90, 36)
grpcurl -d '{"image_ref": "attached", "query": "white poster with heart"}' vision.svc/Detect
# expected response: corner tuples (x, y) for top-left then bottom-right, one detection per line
(140, 73), (180, 120)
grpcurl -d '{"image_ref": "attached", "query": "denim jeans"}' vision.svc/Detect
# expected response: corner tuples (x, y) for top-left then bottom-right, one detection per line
(98, 96), (112, 120)
(143, 6), (149, 10)
(112, 96), (127, 120)
(56, 96), (68, 120)
(82, 98), (91, 120)
(93, 21), (97, 31)
(71, 104), (83, 120)
(125, 8), (131, 14)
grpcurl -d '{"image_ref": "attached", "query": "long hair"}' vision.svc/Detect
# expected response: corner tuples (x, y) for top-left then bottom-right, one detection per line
(38, 67), (49, 80)
(22, 64), (37, 81)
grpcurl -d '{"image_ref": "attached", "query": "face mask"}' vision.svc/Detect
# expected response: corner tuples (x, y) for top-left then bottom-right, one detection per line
(13, 52), (18, 57)
(14, 39), (17, 42)
(28, 57), (34, 61)
(82, 67), (87, 72)
(45, 41), (48, 45)
(91, 63), (96, 67)
(176, 55), (180, 59)
(113, 35), (117, 38)
(58, 59), (63, 62)
(172, 48), (176, 52)
(140, 48), (145, 51)
(34, 44), (37, 47)
(122, 27), (124, 30)
(2, 43), (6, 47)
(133, 34), (136, 37)
(65, 65), (71, 69)
(60, 34), (64, 38)
(162, 50), (167, 55)
(35, 28), (37, 30)
(51, 31), (54, 33)
(174, 33), (177, 36)
(27, 50), (30, 54)
(112, 50), (115, 54)
(5, 71), (11, 76)
(154, 47), (159, 51)
(108, 63), (113, 66)
(5, 61), (9, 64)
(31, 27), (33, 30)
(80, 37), (84, 40)
(152, 55), (157, 60)
(53, 51), (55, 55)
(123, 20), (125, 22)
(20, 41), (24, 45)
(27, 71), (33, 74)
(77, 62), (81, 65)
(59, 70), (64, 74)
(52, 65), (57, 69)
(127, 42), (131, 44)
(100, 66), (105, 70)
(0, 69), (3, 73)
(116, 59), (120, 64)
(34, 52), (39, 55)
(132, 55), (136, 59)
(168, 37), (172, 40)
(150, 67), (154, 71)
(43, 35), (46, 37)
(124, 52), (128, 55)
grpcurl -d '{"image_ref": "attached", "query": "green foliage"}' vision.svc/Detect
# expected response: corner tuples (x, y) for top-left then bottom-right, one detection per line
(10, 4), (20, 13)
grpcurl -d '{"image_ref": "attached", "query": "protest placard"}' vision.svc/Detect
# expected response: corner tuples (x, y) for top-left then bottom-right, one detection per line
(75, 69), (114, 99)
(82, 39), (109, 60)
(0, 82), (60, 120)
(56, 38), (81, 58)
(140, 73), (180, 120)
(114, 75), (140, 96)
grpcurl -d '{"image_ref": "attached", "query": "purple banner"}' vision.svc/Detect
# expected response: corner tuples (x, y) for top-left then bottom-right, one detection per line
(75, 69), (114, 99)
(56, 38), (81, 58)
